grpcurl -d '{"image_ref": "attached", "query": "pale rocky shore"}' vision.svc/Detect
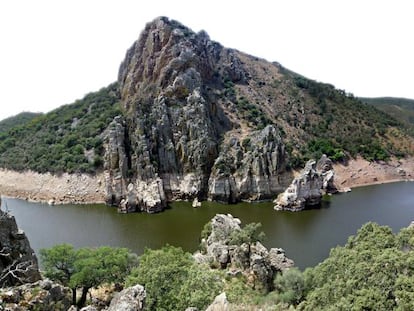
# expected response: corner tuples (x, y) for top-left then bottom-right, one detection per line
(0, 156), (413, 206)
(0, 169), (106, 204)
(333, 156), (414, 191)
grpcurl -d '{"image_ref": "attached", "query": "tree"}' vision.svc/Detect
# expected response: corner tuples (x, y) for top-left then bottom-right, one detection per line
(40, 245), (137, 308)
(274, 268), (305, 305)
(40, 244), (77, 304)
(299, 223), (414, 310)
(228, 222), (266, 245)
(126, 245), (222, 311)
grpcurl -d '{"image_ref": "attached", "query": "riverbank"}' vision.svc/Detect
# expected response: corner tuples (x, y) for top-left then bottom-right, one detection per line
(333, 156), (414, 191)
(0, 156), (413, 204)
(0, 169), (106, 204)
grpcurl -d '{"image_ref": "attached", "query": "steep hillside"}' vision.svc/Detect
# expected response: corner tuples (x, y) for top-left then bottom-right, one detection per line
(0, 83), (120, 173)
(0, 112), (43, 133)
(360, 96), (414, 131)
(1, 17), (413, 212)
(104, 17), (414, 212)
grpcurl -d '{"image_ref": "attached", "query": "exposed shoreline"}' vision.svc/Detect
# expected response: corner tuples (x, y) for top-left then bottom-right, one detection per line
(332, 156), (414, 192)
(0, 169), (106, 205)
(0, 156), (413, 205)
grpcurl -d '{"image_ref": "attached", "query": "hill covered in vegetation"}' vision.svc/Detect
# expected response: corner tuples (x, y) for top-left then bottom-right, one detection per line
(0, 112), (43, 133)
(0, 17), (413, 210)
(0, 83), (120, 173)
(361, 96), (414, 132)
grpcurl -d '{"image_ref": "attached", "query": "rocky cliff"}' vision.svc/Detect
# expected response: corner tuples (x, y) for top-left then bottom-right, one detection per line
(0, 206), (41, 287)
(103, 17), (414, 213)
(274, 155), (336, 211)
(104, 17), (293, 212)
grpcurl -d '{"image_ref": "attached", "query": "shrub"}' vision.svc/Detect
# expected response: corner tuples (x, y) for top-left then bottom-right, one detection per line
(126, 245), (222, 311)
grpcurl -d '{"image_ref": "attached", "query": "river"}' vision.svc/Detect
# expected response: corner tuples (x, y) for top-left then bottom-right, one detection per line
(2, 181), (414, 269)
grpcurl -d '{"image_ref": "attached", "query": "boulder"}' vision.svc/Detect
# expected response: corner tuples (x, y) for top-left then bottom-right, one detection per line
(107, 284), (146, 311)
(192, 197), (201, 208)
(205, 292), (229, 311)
(267, 248), (294, 272)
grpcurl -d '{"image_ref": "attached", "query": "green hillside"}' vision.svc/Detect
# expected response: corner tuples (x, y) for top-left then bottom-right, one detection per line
(360, 97), (414, 130)
(0, 83), (121, 173)
(0, 112), (43, 133)
(0, 17), (413, 176)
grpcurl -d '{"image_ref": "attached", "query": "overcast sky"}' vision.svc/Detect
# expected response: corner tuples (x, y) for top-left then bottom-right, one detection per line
(1, 0), (413, 121)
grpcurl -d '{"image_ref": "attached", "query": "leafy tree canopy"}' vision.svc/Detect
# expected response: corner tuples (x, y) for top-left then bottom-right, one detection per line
(40, 244), (137, 308)
(298, 223), (414, 310)
(126, 245), (222, 311)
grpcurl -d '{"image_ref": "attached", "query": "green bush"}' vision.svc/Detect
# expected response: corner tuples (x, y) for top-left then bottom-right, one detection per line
(229, 222), (266, 245)
(299, 223), (414, 310)
(274, 268), (306, 305)
(126, 245), (222, 311)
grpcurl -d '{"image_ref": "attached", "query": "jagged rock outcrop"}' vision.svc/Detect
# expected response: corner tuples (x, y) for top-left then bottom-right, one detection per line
(274, 155), (336, 211)
(195, 214), (293, 291)
(107, 284), (146, 311)
(0, 209), (41, 287)
(316, 154), (337, 193)
(0, 279), (72, 311)
(208, 125), (291, 203)
(104, 16), (293, 212)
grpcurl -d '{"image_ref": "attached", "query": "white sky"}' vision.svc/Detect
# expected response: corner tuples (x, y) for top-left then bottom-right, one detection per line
(1, 0), (413, 121)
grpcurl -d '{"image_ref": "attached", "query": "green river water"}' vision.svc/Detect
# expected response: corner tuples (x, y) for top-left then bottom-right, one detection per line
(3, 181), (414, 269)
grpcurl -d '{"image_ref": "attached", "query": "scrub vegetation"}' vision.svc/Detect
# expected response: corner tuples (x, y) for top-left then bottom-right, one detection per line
(40, 221), (414, 310)
(0, 83), (121, 173)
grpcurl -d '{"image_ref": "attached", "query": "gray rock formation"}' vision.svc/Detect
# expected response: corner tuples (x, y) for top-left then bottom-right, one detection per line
(274, 155), (336, 211)
(0, 279), (71, 311)
(107, 284), (146, 311)
(104, 116), (130, 208)
(317, 154), (337, 194)
(208, 125), (292, 203)
(196, 214), (293, 291)
(205, 292), (229, 311)
(104, 16), (293, 213)
(0, 209), (41, 287)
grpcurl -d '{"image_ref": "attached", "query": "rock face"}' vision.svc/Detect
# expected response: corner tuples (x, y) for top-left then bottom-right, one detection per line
(195, 214), (294, 291)
(274, 155), (337, 211)
(0, 209), (41, 287)
(104, 16), (293, 212)
(208, 125), (291, 203)
(107, 284), (146, 311)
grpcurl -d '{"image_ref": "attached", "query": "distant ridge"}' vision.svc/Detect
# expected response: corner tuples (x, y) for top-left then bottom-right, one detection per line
(360, 97), (414, 130)
(0, 112), (43, 133)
